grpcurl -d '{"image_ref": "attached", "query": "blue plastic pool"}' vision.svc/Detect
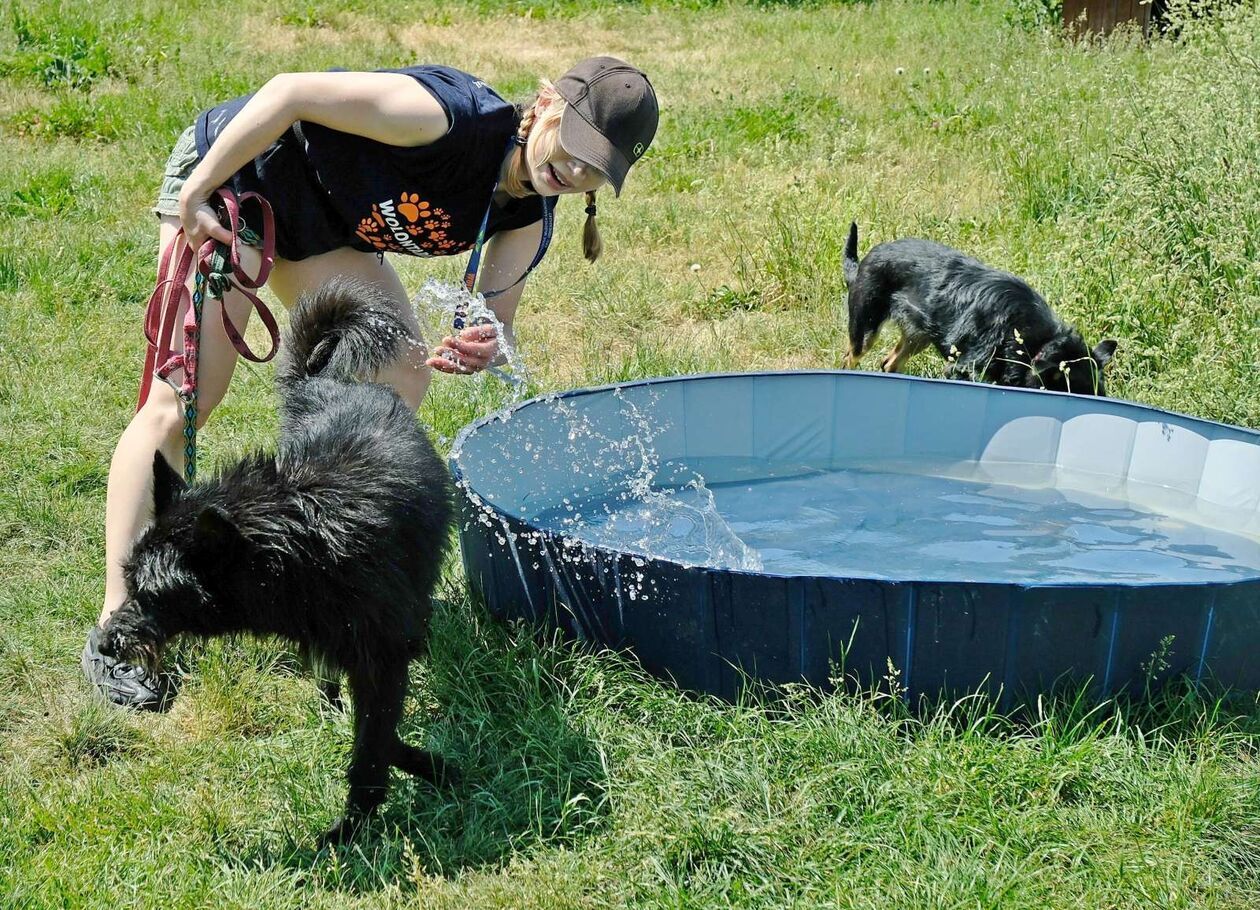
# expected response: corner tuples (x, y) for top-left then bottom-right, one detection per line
(451, 372), (1260, 702)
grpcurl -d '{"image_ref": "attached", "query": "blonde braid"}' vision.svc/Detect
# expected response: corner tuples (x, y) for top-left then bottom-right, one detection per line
(518, 101), (537, 140)
(582, 190), (602, 263)
(500, 97), (537, 199)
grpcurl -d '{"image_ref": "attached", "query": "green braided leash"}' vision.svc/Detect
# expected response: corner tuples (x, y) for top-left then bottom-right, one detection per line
(179, 227), (261, 483)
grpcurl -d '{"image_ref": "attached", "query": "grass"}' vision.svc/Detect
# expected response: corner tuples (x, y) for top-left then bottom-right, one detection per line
(3, 0), (1260, 906)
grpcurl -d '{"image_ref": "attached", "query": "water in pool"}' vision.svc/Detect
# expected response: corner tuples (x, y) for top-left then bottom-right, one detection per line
(535, 460), (1260, 583)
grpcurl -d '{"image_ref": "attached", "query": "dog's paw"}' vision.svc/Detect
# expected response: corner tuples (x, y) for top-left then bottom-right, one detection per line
(317, 813), (367, 848)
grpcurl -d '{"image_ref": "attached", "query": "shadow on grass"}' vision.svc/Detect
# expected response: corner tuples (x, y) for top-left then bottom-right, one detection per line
(220, 591), (609, 893)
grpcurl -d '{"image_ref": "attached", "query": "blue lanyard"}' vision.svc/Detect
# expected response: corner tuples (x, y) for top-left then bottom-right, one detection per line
(457, 140), (555, 329)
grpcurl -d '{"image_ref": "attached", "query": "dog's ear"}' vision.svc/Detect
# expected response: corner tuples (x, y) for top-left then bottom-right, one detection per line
(152, 452), (186, 515)
(1092, 339), (1118, 368)
(193, 506), (243, 554)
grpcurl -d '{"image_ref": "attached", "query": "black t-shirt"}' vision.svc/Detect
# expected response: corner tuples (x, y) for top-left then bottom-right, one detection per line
(195, 65), (557, 261)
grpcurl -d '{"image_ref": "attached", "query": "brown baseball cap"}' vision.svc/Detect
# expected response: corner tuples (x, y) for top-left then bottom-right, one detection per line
(556, 56), (658, 196)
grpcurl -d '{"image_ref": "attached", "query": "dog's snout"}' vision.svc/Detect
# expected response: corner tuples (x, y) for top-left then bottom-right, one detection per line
(96, 628), (120, 658)
(95, 620), (138, 660)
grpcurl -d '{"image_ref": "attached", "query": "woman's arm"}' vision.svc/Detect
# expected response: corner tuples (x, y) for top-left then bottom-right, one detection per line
(180, 71), (450, 248)
(427, 219), (546, 374)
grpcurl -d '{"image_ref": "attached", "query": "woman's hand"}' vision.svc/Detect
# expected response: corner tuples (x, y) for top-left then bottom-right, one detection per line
(426, 324), (500, 375)
(178, 182), (233, 250)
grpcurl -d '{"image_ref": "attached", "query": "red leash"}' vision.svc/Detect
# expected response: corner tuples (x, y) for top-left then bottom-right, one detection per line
(138, 188), (280, 479)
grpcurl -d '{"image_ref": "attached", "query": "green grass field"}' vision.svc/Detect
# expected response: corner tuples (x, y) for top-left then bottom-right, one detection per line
(3, 0), (1260, 906)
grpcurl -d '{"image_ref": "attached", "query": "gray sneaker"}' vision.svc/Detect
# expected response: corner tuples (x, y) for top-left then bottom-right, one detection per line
(81, 625), (174, 711)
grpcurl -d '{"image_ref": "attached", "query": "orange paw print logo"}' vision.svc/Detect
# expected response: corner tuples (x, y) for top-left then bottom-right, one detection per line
(397, 192), (431, 223)
(355, 193), (459, 256)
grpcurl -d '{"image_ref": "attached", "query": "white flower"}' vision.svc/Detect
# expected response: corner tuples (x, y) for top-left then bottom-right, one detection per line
(895, 67), (905, 76)
(689, 263), (701, 272)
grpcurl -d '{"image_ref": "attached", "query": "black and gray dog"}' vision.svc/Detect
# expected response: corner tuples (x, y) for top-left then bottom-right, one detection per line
(842, 223), (1117, 394)
(99, 276), (454, 844)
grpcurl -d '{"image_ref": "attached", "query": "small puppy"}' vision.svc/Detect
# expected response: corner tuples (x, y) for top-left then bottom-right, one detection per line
(842, 223), (1117, 395)
(99, 276), (454, 844)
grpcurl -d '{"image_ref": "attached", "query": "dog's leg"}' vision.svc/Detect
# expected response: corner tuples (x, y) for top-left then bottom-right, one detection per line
(301, 647), (343, 711)
(318, 679), (343, 712)
(845, 270), (893, 371)
(392, 742), (454, 785)
(880, 336), (910, 372)
(394, 631), (454, 784)
(845, 317), (871, 370)
(845, 289), (873, 370)
(319, 657), (410, 846)
(846, 322), (881, 369)
(881, 334), (928, 373)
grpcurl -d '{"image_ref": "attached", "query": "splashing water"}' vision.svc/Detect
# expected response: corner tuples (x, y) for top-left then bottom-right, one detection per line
(550, 390), (762, 571)
(545, 476), (766, 572)
(430, 282), (764, 575)
(411, 278), (532, 397)
(454, 386), (763, 574)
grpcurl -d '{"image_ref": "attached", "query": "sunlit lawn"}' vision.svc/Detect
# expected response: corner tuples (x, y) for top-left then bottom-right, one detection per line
(2, 0), (1259, 906)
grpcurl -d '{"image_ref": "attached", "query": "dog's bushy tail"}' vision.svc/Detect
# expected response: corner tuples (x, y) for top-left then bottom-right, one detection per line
(843, 222), (860, 286)
(278, 276), (413, 385)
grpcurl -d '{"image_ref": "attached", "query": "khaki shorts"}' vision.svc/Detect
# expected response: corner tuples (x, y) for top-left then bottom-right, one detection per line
(152, 125), (199, 217)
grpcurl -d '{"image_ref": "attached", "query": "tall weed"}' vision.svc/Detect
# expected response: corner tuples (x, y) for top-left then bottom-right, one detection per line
(1061, 1), (1260, 421)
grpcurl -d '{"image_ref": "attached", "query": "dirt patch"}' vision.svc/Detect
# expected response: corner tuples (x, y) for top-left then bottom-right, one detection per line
(242, 8), (748, 107)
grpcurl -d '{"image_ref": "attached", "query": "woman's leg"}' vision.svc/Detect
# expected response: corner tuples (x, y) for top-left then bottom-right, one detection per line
(268, 247), (431, 409)
(99, 216), (261, 624)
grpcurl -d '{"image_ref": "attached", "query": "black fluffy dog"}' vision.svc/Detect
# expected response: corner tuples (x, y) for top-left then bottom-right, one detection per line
(99, 276), (454, 844)
(842, 223), (1117, 394)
